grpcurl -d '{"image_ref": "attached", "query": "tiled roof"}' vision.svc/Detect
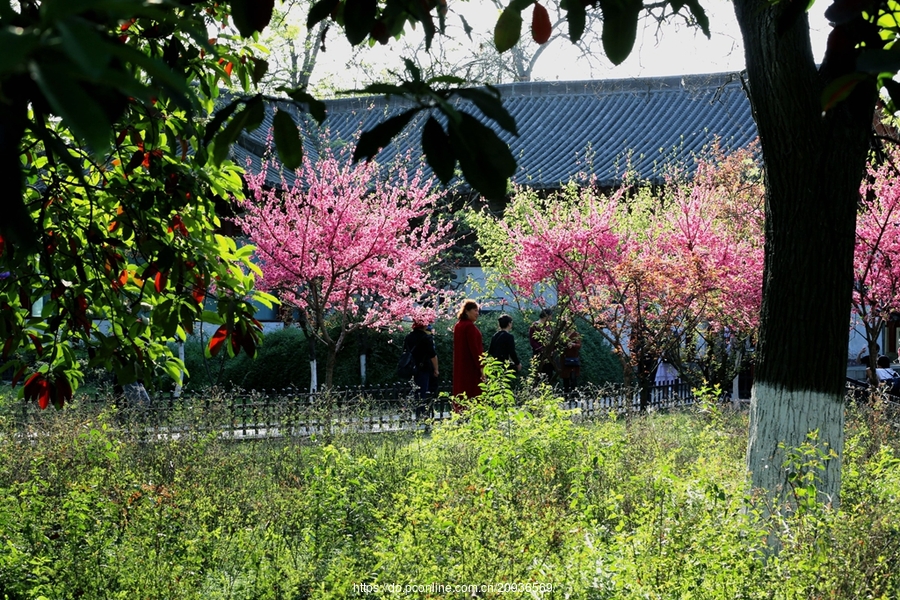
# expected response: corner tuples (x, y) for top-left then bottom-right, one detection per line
(233, 71), (756, 192)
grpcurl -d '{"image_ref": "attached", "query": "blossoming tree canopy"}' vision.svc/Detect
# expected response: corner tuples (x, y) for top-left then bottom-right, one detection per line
(237, 146), (452, 387)
(472, 151), (763, 394)
(854, 154), (900, 367)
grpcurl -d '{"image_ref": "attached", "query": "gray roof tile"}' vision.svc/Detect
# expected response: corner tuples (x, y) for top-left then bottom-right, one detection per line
(234, 71), (756, 192)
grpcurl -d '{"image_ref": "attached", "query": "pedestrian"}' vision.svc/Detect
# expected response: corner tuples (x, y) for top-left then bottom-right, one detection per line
(426, 324), (440, 397)
(488, 314), (522, 374)
(529, 308), (555, 383)
(560, 322), (582, 402)
(402, 321), (438, 418)
(452, 299), (483, 410)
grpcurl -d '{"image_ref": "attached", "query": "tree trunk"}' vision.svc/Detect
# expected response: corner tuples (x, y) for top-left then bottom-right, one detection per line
(324, 343), (337, 389)
(733, 0), (877, 509)
(296, 317), (318, 392)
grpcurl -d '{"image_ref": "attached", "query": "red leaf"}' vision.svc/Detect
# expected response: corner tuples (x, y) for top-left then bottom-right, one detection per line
(24, 373), (51, 410)
(55, 375), (72, 409)
(11, 366), (26, 388)
(171, 215), (189, 237)
(208, 325), (228, 357)
(27, 333), (43, 357)
(224, 61), (234, 78)
(155, 271), (167, 293)
(192, 284), (205, 304)
(238, 331), (256, 358)
(532, 3), (552, 44)
(38, 386), (50, 410)
(2, 337), (13, 359)
(75, 294), (91, 334)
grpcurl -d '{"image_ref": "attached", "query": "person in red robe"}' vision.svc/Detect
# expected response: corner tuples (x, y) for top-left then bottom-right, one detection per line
(452, 299), (483, 410)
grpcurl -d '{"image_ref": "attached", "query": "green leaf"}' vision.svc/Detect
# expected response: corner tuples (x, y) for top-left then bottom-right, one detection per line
(163, 359), (183, 383)
(821, 72), (869, 112)
(428, 74), (467, 85)
(250, 57), (269, 85)
(459, 14), (474, 40)
(495, 7), (523, 53)
(344, 0), (377, 45)
(230, 0), (275, 37)
(106, 41), (194, 109)
(31, 61), (111, 154)
(449, 112), (515, 200)
(279, 88), (328, 124)
(562, 0), (586, 43)
(212, 95), (265, 165)
(422, 116), (455, 185)
(456, 88), (519, 135)
(57, 18), (111, 80)
(352, 108), (418, 162)
(204, 100), (240, 145)
(0, 27), (40, 75)
(201, 310), (225, 325)
(600, 0), (641, 66)
(307, 0), (340, 28)
(273, 110), (304, 170)
(685, 0), (710, 37)
(343, 82), (408, 96)
(403, 58), (422, 82)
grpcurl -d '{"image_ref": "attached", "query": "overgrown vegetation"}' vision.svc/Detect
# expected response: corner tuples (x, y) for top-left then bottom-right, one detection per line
(0, 372), (897, 598)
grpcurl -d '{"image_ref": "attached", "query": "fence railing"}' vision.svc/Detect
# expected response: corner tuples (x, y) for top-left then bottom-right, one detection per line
(11, 379), (701, 438)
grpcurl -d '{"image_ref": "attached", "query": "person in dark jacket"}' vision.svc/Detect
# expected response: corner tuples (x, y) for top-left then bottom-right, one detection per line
(403, 321), (438, 418)
(488, 314), (522, 374)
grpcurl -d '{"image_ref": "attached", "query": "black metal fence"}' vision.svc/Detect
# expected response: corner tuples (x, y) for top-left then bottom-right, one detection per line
(12, 379), (701, 438)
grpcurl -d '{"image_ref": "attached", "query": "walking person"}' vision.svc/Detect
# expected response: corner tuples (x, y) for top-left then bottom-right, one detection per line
(426, 324), (440, 398)
(529, 308), (555, 384)
(488, 314), (522, 375)
(452, 299), (483, 410)
(403, 321), (438, 419)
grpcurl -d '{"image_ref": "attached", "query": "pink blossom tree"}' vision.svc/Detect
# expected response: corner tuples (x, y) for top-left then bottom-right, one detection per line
(854, 156), (900, 379)
(473, 152), (763, 406)
(238, 148), (452, 389)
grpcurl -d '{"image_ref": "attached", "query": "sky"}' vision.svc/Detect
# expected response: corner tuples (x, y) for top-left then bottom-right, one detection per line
(309, 0), (834, 90)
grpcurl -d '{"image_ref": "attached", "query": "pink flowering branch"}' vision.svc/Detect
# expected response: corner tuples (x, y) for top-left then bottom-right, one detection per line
(238, 145), (452, 388)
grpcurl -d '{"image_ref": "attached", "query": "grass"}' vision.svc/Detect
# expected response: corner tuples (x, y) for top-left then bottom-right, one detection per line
(0, 373), (898, 599)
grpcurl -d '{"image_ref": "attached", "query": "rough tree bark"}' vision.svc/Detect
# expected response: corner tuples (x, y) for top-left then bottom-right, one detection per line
(733, 0), (877, 508)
